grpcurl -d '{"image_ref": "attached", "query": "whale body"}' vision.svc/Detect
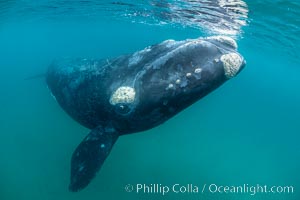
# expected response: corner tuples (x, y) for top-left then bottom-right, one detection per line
(46, 36), (246, 192)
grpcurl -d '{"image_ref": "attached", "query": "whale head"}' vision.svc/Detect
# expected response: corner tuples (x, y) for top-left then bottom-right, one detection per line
(124, 36), (246, 128)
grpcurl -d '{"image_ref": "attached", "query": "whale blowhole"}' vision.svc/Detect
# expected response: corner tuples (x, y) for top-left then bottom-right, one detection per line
(207, 36), (238, 49)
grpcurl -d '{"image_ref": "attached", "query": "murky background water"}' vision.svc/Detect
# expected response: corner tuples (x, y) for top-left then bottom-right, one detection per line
(0, 0), (299, 199)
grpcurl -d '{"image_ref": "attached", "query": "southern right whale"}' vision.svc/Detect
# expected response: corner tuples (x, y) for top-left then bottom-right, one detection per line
(46, 36), (246, 192)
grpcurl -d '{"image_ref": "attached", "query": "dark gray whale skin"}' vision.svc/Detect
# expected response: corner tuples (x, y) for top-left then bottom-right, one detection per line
(46, 36), (245, 192)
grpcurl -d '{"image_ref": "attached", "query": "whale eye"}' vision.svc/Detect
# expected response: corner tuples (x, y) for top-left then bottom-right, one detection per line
(114, 103), (131, 115)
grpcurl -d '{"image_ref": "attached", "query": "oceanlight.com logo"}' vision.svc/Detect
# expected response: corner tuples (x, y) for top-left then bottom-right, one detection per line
(124, 183), (294, 196)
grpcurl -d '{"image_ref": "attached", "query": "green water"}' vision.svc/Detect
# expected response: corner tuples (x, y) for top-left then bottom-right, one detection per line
(0, 1), (299, 200)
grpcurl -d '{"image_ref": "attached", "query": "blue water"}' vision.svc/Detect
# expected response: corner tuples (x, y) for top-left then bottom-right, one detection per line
(0, 0), (299, 200)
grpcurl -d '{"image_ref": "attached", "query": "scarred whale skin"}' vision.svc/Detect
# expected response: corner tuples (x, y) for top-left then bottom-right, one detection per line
(46, 36), (246, 192)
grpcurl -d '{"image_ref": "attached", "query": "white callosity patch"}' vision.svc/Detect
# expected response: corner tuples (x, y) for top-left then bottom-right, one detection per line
(193, 68), (202, 80)
(166, 83), (174, 90)
(109, 86), (136, 105)
(207, 36), (238, 49)
(220, 53), (243, 79)
(194, 68), (202, 74)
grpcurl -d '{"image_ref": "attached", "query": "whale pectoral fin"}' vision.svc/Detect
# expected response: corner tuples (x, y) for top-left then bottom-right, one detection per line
(69, 126), (119, 192)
